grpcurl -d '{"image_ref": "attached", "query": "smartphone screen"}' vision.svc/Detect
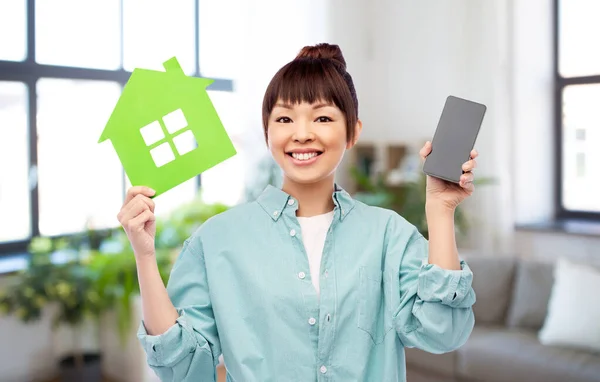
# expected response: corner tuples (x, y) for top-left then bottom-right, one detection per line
(422, 95), (487, 183)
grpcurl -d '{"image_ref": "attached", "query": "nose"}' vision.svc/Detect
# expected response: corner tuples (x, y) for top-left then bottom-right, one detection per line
(292, 120), (314, 143)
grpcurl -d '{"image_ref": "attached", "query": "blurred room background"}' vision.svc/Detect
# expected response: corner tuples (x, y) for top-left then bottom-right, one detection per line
(1, 0), (599, 381)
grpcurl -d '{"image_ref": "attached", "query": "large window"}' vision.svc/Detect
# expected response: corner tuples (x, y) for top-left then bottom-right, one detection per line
(555, 0), (600, 219)
(0, 0), (234, 255)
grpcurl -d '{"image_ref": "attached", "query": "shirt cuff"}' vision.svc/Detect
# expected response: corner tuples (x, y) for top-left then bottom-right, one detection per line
(137, 312), (197, 367)
(417, 260), (475, 308)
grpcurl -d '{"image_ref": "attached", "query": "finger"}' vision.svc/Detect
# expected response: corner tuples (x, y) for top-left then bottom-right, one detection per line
(419, 141), (432, 160)
(124, 186), (156, 206)
(461, 182), (475, 193)
(118, 194), (155, 222)
(460, 172), (474, 185)
(118, 197), (152, 225)
(119, 202), (148, 228)
(462, 159), (477, 172)
(135, 193), (155, 213)
(470, 149), (478, 160)
(126, 209), (156, 233)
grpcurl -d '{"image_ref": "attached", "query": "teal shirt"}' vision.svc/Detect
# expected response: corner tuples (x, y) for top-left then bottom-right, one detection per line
(137, 185), (476, 382)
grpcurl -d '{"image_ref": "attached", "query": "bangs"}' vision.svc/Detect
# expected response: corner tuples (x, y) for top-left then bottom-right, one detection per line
(262, 58), (358, 142)
(267, 59), (346, 108)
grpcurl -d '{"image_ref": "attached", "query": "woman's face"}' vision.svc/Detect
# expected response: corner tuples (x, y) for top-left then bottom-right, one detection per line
(267, 100), (360, 185)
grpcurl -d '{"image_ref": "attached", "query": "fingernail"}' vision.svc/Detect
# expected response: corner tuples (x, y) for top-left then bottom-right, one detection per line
(148, 188), (156, 195)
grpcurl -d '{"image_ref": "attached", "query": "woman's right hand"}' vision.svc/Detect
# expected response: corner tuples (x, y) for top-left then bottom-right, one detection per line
(117, 186), (157, 259)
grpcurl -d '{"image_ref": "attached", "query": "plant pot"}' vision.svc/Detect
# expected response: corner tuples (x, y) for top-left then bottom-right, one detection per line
(58, 353), (102, 382)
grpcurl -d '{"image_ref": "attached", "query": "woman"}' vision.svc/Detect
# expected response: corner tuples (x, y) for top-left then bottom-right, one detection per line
(118, 43), (477, 382)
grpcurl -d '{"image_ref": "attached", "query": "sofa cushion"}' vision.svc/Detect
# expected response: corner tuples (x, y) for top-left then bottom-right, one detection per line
(539, 258), (600, 352)
(464, 256), (516, 325)
(457, 326), (600, 382)
(506, 259), (554, 330)
(405, 347), (456, 377)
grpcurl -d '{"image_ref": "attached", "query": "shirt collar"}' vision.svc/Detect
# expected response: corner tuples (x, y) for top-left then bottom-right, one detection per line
(256, 184), (356, 222)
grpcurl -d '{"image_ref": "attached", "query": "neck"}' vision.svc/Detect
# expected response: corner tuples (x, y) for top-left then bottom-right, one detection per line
(281, 176), (336, 217)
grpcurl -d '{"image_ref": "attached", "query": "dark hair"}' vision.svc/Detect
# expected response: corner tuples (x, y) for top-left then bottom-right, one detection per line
(261, 43), (359, 143)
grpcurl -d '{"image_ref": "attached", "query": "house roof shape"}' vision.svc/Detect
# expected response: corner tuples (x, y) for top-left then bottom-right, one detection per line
(98, 57), (214, 144)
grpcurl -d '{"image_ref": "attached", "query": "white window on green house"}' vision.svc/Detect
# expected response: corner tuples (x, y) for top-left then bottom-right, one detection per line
(139, 108), (197, 167)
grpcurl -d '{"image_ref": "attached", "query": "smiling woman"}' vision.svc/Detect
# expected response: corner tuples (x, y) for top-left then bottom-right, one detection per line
(129, 42), (478, 382)
(261, 44), (362, 191)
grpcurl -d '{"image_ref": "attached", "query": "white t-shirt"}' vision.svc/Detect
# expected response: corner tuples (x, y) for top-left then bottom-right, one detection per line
(297, 210), (334, 298)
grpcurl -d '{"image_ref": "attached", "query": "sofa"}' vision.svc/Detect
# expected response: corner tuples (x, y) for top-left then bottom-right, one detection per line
(405, 255), (600, 382)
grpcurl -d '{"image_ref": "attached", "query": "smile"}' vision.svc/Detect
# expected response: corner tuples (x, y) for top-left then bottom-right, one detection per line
(286, 151), (323, 166)
(290, 152), (320, 161)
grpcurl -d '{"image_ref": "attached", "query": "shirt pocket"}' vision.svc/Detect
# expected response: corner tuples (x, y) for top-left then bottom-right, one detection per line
(357, 266), (394, 345)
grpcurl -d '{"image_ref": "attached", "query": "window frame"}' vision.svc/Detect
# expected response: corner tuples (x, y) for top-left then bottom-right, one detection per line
(554, 0), (600, 221)
(0, 0), (233, 256)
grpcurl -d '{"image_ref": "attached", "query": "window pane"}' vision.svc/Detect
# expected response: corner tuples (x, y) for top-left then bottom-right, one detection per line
(123, 0), (196, 75)
(37, 79), (123, 236)
(198, 0), (244, 79)
(0, 0), (27, 61)
(35, 0), (120, 70)
(559, 0), (600, 77)
(562, 84), (600, 212)
(0, 82), (30, 242)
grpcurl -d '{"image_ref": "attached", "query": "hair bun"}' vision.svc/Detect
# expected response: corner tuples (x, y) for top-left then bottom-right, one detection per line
(295, 43), (346, 70)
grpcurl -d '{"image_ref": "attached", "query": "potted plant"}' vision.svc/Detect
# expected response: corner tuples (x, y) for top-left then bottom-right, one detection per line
(0, 232), (110, 382)
(349, 165), (496, 240)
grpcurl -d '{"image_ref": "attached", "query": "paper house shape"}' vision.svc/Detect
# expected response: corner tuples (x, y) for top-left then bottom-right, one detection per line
(98, 57), (236, 197)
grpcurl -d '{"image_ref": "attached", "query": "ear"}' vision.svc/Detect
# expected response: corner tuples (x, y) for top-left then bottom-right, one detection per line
(346, 119), (363, 149)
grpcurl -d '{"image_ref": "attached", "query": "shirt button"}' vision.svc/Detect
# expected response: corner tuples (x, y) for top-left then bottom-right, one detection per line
(290, 229), (296, 237)
(298, 271), (306, 279)
(288, 198), (295, 205)
(273, 210), (279, 216)
(308, 317), (316, 325)
(320, 365), (327, 374)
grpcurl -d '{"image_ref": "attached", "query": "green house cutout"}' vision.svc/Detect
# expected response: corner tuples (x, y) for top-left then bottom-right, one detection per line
(98, 57), (237, 197)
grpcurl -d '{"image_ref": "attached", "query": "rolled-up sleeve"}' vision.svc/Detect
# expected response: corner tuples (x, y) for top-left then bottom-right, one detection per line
(137, 236), (221, 381)
(417, 259), (475, 308)
(392, 229), (476, 354)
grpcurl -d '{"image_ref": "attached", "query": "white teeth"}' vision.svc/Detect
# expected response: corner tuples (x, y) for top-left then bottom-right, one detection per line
(291, 152), (318, 161)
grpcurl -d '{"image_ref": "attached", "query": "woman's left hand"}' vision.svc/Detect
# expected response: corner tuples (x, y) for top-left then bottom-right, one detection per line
(419, 140), (478, 211)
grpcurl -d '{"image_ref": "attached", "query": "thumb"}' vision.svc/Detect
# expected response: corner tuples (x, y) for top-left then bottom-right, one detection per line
(420, 141), (432, 161)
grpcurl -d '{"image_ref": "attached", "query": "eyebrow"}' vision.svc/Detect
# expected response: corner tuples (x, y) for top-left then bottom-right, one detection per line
(274, 102), (333, 110)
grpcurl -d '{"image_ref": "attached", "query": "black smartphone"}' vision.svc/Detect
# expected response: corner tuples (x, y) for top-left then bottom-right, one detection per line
(422, 95), (487, 183)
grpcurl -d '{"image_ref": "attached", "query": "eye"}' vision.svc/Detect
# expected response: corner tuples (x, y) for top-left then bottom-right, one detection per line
(275, 116), (292, 123)
(316, 116), (333, 123)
